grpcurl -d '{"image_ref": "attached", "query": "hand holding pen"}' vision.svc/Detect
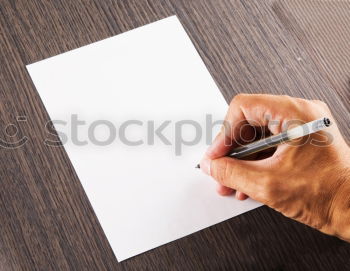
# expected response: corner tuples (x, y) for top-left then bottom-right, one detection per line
(199, 94), (350, 242)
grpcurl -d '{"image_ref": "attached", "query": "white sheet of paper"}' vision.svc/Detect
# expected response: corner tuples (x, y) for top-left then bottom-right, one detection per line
(27, 16), (261, 261)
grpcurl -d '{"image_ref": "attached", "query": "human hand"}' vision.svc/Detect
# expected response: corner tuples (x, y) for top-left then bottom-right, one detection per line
(200, 94), (350, 241)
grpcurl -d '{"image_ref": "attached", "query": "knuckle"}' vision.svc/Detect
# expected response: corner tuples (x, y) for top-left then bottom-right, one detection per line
(212, 158), (234, 187)
(290, 96), (309, 109)
(222, 160), (233, 184)
(282, 96), (308, 113)
(211, 159), (227, 183)
(230, 93), (247, 106)
(295, 97), (308, 105)
(302, 99), (331, 119)
(286, 97), (330, 120)
(313, 99), (328, 109)
(281, 94), (293, 101)
(282, 95), (301, 106)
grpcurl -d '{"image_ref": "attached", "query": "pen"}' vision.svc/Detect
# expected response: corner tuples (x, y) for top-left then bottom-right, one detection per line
(196, 117), (331, 168)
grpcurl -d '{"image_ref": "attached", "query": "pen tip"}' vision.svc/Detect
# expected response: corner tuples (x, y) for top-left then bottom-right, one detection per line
(195, 164), (200, 169)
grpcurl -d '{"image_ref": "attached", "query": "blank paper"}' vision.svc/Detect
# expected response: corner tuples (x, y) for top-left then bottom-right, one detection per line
(27, 16), (261, 261)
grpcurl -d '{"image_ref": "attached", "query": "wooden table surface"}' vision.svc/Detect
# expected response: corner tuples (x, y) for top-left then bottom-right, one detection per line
(0, 0), (349, 270)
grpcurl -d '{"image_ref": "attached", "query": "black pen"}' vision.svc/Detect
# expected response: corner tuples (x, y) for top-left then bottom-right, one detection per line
(196, 117), (331, 168)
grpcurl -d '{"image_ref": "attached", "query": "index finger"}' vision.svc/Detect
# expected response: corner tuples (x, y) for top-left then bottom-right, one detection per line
(206, 94), (278, 159)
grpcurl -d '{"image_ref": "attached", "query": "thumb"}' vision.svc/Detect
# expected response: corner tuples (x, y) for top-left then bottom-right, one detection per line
(209, 157), (265, 198)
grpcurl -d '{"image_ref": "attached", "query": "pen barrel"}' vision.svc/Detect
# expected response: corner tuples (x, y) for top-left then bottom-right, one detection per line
(229, 131), (289, 159)
(229, 118), (331, 159)
(286, 117), (331, 140)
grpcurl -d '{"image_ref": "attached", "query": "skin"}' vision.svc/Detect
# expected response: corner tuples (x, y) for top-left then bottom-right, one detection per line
(200, 94), (350, 242)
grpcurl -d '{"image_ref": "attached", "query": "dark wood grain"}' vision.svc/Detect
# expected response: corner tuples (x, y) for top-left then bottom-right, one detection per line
(273, 0), (350, 113)
(0, 0), (349, 270)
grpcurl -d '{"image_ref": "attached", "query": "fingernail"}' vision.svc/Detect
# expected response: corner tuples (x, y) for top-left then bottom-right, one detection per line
(200, 156), (211, 175)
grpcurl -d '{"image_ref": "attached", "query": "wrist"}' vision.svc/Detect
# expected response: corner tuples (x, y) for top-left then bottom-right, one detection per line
(326, 164), (350, 241)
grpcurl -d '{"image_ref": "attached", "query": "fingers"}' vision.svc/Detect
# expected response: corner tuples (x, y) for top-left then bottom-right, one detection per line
(216, 184), (248, 200)
(210, 157), (266, 199)
(216, 184), (234, 196)
(200, 156), (253, 200)
(206, 94), (294, 161)
(235, 191), (249, 200)
(205, 94), (251, 159)
(227, 93), (309, 135)
(206, 118), (260, 160)
(206, 131), (234, 159)
(202, 94), (312, 199)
